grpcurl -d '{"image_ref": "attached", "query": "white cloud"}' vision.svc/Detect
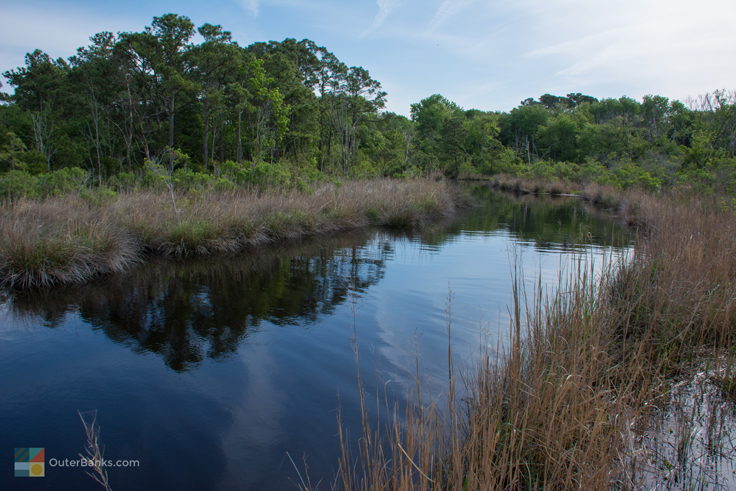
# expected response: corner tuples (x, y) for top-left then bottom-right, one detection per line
(363, 0), (402, 36)
(520, 0), (736, 99)
(363, 0), (736, 110)
(428, 0), (478, 32)
(2, 0), (734, 110)
(240, 0), (260, 16)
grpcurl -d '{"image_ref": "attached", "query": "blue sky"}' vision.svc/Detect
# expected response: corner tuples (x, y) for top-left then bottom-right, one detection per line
(1, 0), (735, 115)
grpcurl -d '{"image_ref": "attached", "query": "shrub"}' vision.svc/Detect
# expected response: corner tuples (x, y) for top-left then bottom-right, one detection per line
(248, 161), (292, 187)
(38, 167), (88, 195)
(108, 171), (138, 191)
(80, 185), (118, 206)
(611, 162), (661, 191)
(0, 170), (40, 201)
(172, 168), (215, 192)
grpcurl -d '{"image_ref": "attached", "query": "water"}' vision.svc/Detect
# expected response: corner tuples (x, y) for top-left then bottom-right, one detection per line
(0, 187), (631, 490)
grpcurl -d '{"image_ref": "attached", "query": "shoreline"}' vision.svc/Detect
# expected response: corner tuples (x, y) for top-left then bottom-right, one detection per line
(0, 179), (463, 290)
(337, 184), (736, 489)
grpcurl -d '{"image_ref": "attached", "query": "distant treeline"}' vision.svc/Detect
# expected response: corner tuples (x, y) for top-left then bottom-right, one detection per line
(1, 13), (735, 194)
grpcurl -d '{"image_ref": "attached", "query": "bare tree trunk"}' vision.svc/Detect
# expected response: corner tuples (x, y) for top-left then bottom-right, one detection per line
(31, 112), (52, 171)
(203, 104), (210, 170)
(123, 75), (135, 168)
(237, 110), (243, 165)
(210, 126), (217, 164)
(168, 94), (176, 167)
(90, 98), (103, 184)
(403, 130), (412, 167)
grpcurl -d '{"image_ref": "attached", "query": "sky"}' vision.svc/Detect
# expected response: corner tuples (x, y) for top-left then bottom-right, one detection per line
(1, 0), (735, 115)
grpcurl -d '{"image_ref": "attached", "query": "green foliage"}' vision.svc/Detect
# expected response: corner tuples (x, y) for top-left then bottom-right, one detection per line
(80, 185), (117, 206)
(172, 168), (215, 191)
(0, 170), (40, 200)
(0, 131), (27, 171)
(0, 167), (92, 201)
(523, 160), (578, 181)
(18, 151), (48, 175)
(247, 161), (292, 187)
(142, 161), (171, 189)
(0, 11), (734, 195)
(678, 157), (736, 195)
(611, 162), (661, 191)
(167, 219), (216, 249)
(38, 167), (87, 195)
(350, 159), (382, 179)
(215, 159), (327, 189)
(108, 172), (138, 191)
(479, 147), (523, 175)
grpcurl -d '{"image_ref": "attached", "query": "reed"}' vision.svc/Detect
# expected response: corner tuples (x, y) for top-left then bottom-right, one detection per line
(78, 410), (112, 491)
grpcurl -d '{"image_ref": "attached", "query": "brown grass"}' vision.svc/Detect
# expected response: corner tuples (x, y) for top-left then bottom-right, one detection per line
(335, 189), (736, 489)
(0, 179), (459, 288)
(0, 199), (139, 288)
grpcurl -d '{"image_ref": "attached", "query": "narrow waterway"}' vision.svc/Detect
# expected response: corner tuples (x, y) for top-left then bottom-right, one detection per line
(0, 187), (631, 490)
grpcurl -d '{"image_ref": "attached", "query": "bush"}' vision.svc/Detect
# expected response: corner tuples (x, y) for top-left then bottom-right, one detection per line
(108, 171), (138, 191)
(38, 167), (88, 195)
(487, 148), (524, 175)
(215, 160), (250, 185)
(349, 160), (382, 179)
(172, 168), (215, 192)
(248, 161), (292, 187)
(576, 159), (614, 184)
(80, 185), (118, 206)
(141, 161), (170, 190)
(611, 162), (661, 191)
(216, 160), (292, 187)
(0, 170), (40, 201)
(522, 160), (580, 182)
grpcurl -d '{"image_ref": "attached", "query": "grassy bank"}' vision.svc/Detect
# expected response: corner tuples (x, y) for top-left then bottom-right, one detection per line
(0, 179), (458, 289)
(489, 174), (662, 227)
(336, 189), (736, 489)
(488, 173), (628, 205)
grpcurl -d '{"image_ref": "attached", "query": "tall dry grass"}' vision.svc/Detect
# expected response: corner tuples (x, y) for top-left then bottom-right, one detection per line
(0, 179), (458, 288)
(336, 190), (736, 489)
(488, 174), (575, 197)
(0, 199), (139, 288)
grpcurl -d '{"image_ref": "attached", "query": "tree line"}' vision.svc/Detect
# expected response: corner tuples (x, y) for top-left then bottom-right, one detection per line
(1, 13), (735, 193)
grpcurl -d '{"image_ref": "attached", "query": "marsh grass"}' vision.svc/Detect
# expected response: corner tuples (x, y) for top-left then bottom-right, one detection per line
(0, 179), (457, 288)
(335, 189), (736, 489)
(0, 198), (139, 288)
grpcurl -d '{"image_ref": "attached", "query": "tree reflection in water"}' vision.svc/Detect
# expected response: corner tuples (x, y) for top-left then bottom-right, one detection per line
(9, 230), (397, 371)
(6, 187), (630, 371)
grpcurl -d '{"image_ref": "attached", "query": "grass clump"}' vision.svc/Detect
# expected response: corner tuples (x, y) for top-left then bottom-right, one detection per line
(0, 197), (138, 288)
(163, 219), (219, 256)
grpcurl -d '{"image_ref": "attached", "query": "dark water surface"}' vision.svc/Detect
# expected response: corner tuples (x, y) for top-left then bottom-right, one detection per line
(0, 187), (631, 490)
